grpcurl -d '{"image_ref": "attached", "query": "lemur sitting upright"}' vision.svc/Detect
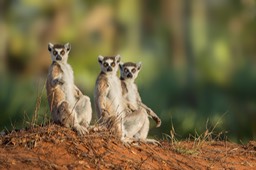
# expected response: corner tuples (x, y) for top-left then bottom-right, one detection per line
(46, 43), (92, 135)
(94, 55), (125, 137)
(119, 61), (161, 143)
(94, 55), (136, 140)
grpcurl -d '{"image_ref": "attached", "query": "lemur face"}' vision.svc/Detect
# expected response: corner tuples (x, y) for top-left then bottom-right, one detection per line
(98, 55), (121, 74)
(119, 62), (141, 81)
(48, 43), (71, 63)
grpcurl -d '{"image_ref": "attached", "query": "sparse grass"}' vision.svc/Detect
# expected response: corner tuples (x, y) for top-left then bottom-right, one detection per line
(0, 78), (51, 138)
(189, 114), (228, 149)
(24, 79), (51, 129)
(174, 145), (199, 155)
(163, 115), (228, 156)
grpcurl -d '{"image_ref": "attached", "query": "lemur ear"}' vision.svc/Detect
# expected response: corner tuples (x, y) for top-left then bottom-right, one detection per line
(98, 55), (104, 64)
(48, 43), (54, 52)
(137, 62), (142, 70)
(119, 62), (124, 70)
(115, 54), (121, 63)
(64, 43), (71, 51)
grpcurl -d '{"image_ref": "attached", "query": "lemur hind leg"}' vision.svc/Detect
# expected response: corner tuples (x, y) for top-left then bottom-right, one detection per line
(123, 108), (146, 139)
(134, 109), (161, 146)
(57, 101), (73, 127)
(58, 101), (88, 135)
(75, 95), (92, 128)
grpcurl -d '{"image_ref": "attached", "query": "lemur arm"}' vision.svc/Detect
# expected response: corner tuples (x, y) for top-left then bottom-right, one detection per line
(121, 81), (137, 112)
(126, 101), (137, 112)
(51, 64), (64, 87)
(136, 88), (162, 127)
(140, 102), (161, 127)
(74, 85), (83, 99)
(97, 77), (110, 116)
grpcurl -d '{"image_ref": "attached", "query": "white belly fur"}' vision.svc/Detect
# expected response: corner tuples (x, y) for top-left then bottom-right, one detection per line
(107, 75), (124, 115)
(59, 63), (76, 107)
(125, 83), (139, 110)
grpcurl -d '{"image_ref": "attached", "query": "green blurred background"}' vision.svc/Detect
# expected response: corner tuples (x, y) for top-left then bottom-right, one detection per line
(0, 0), (256, 143)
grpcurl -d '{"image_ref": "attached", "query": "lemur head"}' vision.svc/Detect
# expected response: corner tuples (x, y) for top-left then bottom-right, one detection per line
(48, 43), (71, 63)
(98, 54), (121, 75)
(119, 62), (141, 81)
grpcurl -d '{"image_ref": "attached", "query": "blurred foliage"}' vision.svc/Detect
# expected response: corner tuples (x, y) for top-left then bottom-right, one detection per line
(0, 0), (256, 143)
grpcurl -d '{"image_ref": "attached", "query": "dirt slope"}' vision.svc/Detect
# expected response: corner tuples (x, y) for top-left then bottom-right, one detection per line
(0, 124), (255, 170)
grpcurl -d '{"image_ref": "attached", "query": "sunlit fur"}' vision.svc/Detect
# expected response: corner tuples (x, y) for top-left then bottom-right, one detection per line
(46, 43), (92, 135)
(94, 55), (127, 139)
(120, 62), (162, 144)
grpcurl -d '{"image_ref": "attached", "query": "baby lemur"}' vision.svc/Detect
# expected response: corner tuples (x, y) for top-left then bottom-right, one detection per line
(46, 43), (92, 135)
(94, 55), (132, 139)
(119, 62), (161, 143)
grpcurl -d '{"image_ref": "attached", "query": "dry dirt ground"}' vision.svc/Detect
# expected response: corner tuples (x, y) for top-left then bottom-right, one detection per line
(0, 124), (255, 170)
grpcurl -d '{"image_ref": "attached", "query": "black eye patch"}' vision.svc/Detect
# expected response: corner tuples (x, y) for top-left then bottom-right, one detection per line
(60, 50), (65, 55)
(124, 68), (129, 73)
(111, 62), (115, 67)
(103, 62), (109, 67)
(53, 50), (57, 55)
(131, 68), (136, 73)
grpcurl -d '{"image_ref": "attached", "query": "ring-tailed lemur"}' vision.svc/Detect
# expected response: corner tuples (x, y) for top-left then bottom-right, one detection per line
(94, 55), (133, 140)
(119, 61), (161, 144)
(46, 43), (92, 135)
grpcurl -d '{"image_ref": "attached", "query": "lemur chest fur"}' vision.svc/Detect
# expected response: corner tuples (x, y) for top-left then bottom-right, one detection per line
(59, 63), (74, 84)
(124, 81), (139, 108)
(106, 75), (123, 112)
(58, 63), (76, 106)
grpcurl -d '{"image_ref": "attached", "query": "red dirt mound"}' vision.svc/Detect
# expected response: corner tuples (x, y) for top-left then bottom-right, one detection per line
(0, 124), (255, 169)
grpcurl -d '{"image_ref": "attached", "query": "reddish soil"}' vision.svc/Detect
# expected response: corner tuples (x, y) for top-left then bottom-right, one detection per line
(0, 124), (255, 170)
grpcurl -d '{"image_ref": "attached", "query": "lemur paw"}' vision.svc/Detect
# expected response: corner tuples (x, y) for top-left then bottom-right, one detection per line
(89, 125), (108, 132)
(101, 109), (110, 117)
(52, 78), (64, 86)
(74, 125), (89, 136)
(121, 137), (135, 147)
(143, 139), (161, 146)
(127, 104), (137, 112)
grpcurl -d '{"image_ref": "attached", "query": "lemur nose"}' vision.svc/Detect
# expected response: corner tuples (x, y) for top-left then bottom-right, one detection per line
(56, 55), (62, 61)
(107, 67), (112, 72)
(127, 72), (133, 78)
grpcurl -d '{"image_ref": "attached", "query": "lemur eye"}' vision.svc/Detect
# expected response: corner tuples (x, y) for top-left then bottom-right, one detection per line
(124, 68), (128, 73)
(131, 68), (136, 73)
(111, 62), (115, 67)
(103, 63), (108, 67)
(53, 51), (57, 55)
(60, 50), (65, 55)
